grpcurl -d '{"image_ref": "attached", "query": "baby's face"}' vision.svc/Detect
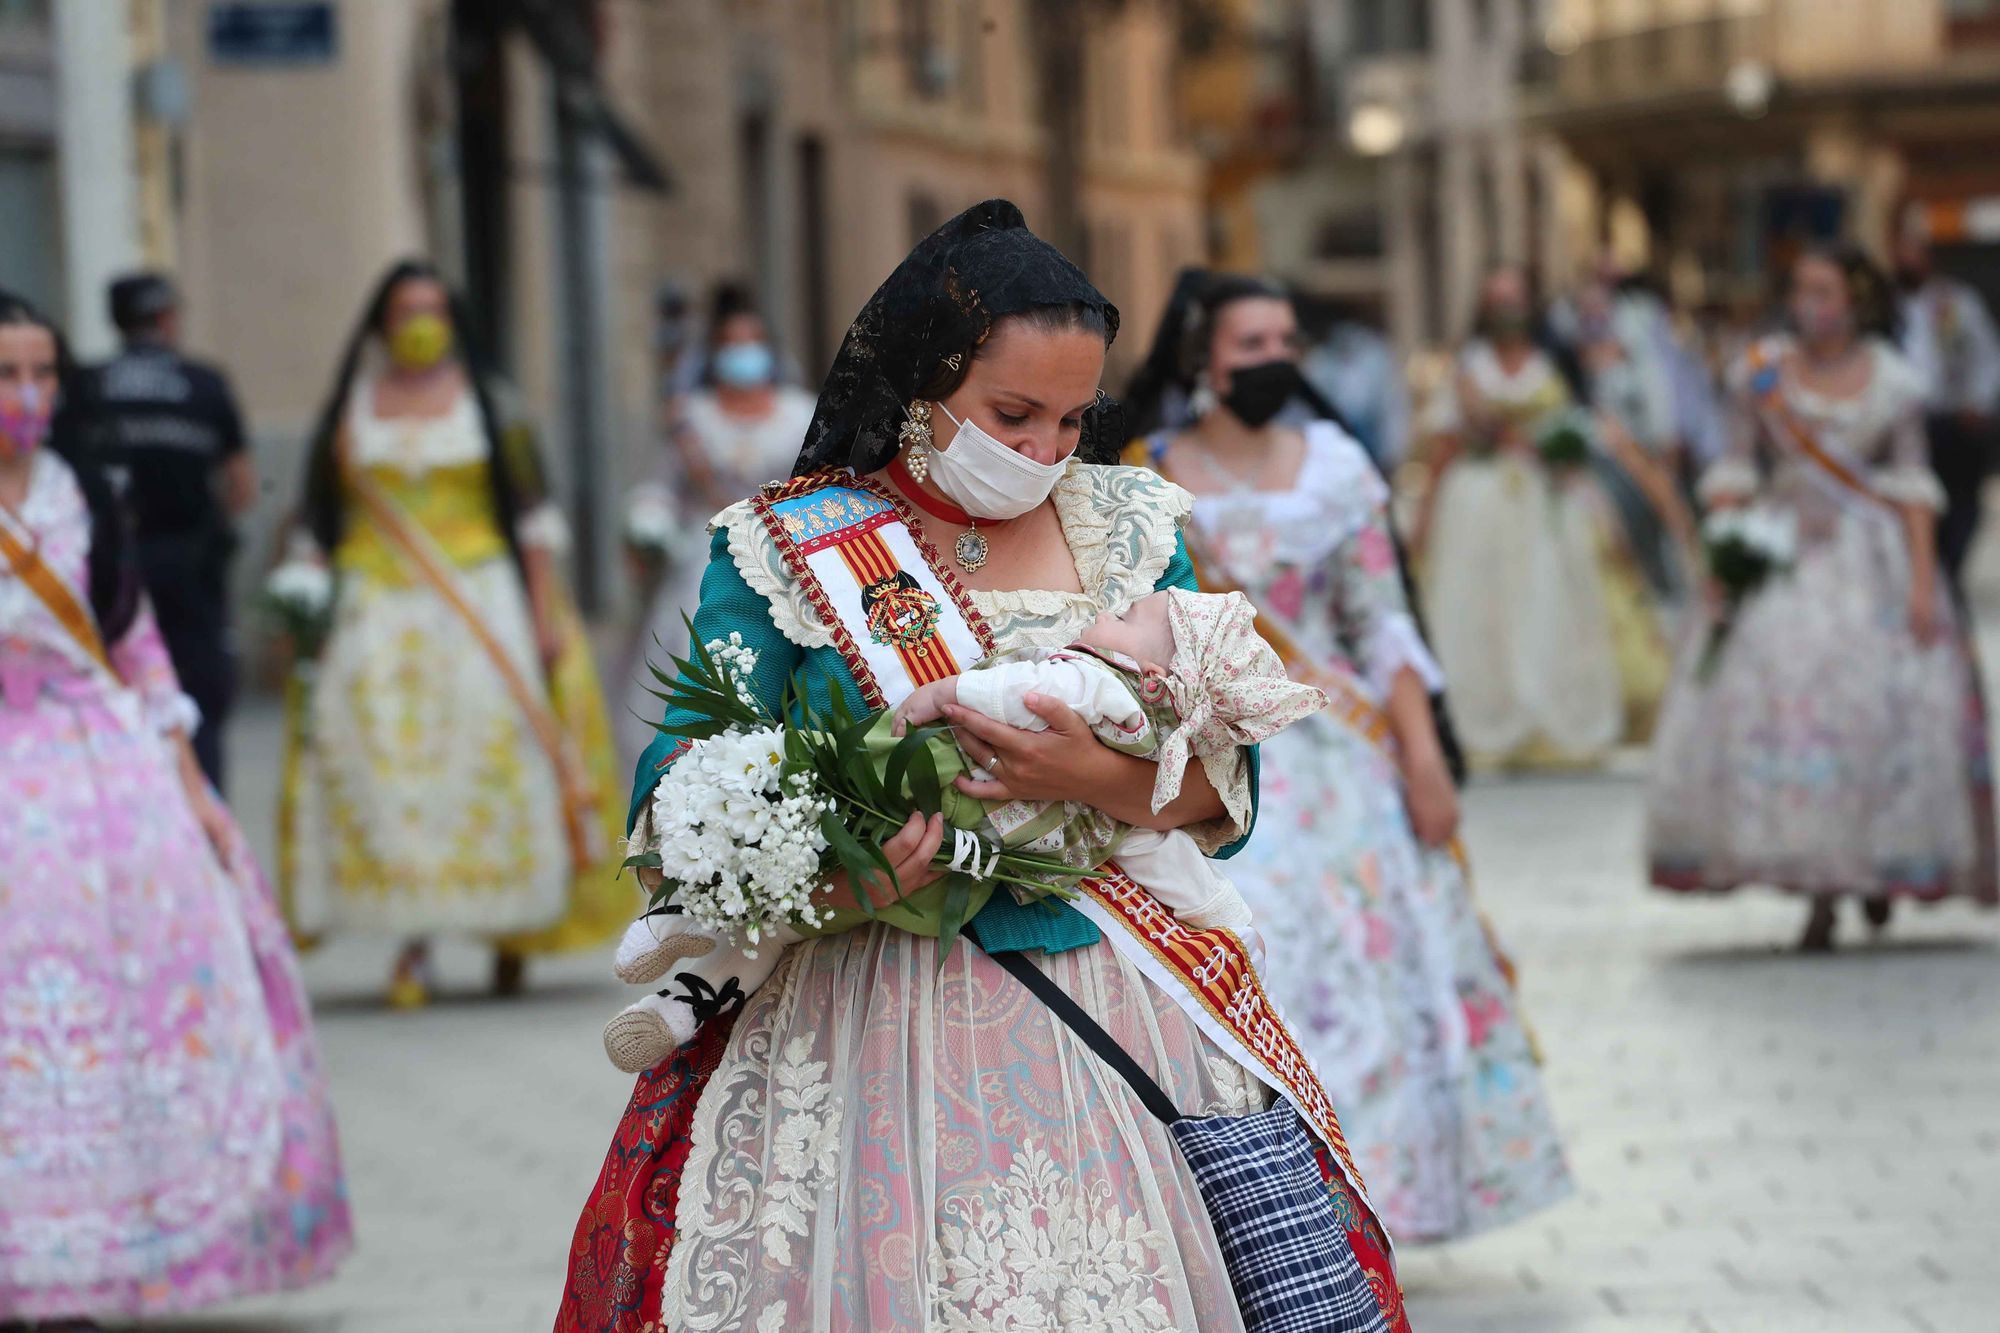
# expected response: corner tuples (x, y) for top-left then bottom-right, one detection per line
(1081, 593), (1176, 667)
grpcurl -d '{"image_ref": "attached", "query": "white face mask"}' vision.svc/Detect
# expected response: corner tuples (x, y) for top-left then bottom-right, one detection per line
(928, 402), (1073, 520)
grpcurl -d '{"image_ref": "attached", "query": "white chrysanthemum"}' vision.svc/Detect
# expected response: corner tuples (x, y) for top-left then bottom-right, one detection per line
(642, 727), (834, 943)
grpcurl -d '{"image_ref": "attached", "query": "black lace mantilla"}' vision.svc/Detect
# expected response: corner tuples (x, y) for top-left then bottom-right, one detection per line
(792, 199), (1123, 476)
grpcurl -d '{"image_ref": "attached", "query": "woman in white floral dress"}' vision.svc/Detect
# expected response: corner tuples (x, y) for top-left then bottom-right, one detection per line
(1648, 246), (1997, 949)
(556, 206), (1408, 1333)
(1124, 272), (1572, 1243)
(1419, 268), (1666, 766)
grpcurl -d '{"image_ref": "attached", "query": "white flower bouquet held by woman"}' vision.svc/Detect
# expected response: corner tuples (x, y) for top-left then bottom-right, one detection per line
(1698, 505), (1798, 679)
(625, 625), (1081, 961)
(261, 559), (336, 659)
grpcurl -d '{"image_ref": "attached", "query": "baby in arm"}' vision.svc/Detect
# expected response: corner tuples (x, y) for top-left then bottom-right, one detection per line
(602, 587), (1325, 1072)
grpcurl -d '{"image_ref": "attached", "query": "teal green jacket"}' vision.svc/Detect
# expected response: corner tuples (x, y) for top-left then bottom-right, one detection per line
(628, 525), (1260, 954)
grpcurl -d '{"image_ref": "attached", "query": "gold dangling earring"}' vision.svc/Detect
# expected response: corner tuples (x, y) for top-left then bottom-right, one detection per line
(900, 400), (934, 482)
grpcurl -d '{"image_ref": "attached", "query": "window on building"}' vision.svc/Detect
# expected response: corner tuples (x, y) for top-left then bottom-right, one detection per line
(1350, 0), (1429, 56)
(1947, 0), (2000, 45)
(908, 190), (945, 250)
(1313, 210), (1385, 261)
(901, 0), (949, 99)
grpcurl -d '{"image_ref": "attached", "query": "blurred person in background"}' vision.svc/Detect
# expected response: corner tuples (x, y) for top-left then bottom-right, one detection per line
(1547, 262), (1699, 609)
(1894, 215), (2000, 587)
(1648, 245), (1996, 950)
(1296, 291), (1410, 471)
(0, 291), (349, 1325)
(616, 283), (816, 763)
(1417, 266), (1668, 767)
(1123, 270), (1571, 1243)
(80, 272), (253, 789)
(277, 260), (627, 1007)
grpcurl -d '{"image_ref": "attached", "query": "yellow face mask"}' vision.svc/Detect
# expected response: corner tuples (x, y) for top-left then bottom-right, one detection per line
(387, 312), (453, 372)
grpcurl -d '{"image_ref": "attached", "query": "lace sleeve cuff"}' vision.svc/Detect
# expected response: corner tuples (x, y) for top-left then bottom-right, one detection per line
(1872, 466), (1946, 511)
(517, 501), (573, 553)
(1362, 613), (1445, 697)
(1697, 459), (1758, 504)
(146, 689), (203, 739)
(1179, 748), (1253, 855)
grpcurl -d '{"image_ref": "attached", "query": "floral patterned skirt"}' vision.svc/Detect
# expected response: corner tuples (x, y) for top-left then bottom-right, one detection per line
(0, 692), (351, 1319)
(1648, 511), (1997, 902)
(556, 927), (1412, 1331)
(1227, 712), (1574, 1243)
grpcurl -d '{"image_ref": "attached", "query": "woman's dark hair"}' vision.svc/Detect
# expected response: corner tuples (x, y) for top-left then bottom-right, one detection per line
(0, 289), (140, 641)
(793, 199), (1122, 475)
(1121, 269), (1300, 440)
(300, 259), (529, 575)
(1790, 243), (1899, 342)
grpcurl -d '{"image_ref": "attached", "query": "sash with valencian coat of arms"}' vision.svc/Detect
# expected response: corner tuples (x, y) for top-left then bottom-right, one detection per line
(751, 467), (1405, 1295)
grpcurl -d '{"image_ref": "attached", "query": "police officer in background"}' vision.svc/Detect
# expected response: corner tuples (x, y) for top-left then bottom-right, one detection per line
(86, 272), (255, 788)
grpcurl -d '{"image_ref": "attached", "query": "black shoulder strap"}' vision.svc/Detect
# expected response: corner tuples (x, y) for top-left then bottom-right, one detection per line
(987, 946), (1184, 1127)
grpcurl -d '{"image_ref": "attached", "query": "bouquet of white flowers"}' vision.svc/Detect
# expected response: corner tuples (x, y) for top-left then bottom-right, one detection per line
(1698, 505), (1797, 679)
(627, 626), (1080, 961)
(262, 560), (335, 660)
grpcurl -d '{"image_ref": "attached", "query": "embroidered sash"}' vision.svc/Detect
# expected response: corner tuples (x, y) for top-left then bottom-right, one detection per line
(340, 433), (598, 872)
(0, 500), (116, 676)
(754, 468), (1380, 1217)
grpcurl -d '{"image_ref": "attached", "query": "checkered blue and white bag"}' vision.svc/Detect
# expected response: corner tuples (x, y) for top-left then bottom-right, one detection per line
(991, 950), (1393, 1333)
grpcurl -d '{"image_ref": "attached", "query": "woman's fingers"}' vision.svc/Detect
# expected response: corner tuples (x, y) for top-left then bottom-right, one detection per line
(879, 810), (928, 863)
(941, 704), (1016, 765)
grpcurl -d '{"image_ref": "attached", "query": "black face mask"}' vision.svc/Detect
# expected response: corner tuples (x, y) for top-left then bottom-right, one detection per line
(1221, 360), (1303, 429)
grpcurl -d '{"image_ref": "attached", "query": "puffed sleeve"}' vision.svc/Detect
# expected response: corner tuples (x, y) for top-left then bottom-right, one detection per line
(109, 598), (201, 737)
(1872, 346), (1947, 511)
(1332, 470), (1445, 698)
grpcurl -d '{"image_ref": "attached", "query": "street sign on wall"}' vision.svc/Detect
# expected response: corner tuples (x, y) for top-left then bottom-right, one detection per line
(207, 3), (337, 66)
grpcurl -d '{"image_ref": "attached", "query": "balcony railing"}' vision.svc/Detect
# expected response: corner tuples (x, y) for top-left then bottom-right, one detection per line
(1554, 11), (1775, 110)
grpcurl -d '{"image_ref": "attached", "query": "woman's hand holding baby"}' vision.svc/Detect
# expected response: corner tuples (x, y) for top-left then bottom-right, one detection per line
(944, 695), (1101, 804)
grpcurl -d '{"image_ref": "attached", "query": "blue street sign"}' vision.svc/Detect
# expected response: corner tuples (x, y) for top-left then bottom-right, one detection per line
(207, 3), (338, 66)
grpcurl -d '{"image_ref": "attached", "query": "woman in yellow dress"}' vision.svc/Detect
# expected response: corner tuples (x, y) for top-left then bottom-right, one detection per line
(277, 260), (626, 1005)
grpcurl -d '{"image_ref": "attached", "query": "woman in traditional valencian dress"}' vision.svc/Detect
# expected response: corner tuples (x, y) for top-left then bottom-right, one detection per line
(1418, 267), (1666, 767)
(1648, 246), (1997, 950)
(555, 203), (1408, 1332)
(616, 289), (818, 762)
(0, 292), (350, 1324)
(1124, 272), (1571, 1243)
(280, 261), (627, 1005)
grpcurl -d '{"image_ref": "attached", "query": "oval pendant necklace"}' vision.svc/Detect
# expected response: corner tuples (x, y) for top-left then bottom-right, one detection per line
(887, 454), (993, 573)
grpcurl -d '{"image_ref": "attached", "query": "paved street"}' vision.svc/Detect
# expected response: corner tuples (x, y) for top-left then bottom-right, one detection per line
(125, 685), (2000, 1332)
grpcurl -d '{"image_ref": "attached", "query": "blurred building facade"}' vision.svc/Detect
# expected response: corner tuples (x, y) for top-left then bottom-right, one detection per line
(1533, 0), (2000, 304)
(1185, 0), (1568, 357)
(3, 0), (1205, 613)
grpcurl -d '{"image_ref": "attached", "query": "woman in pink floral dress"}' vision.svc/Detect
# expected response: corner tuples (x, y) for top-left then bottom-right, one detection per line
(1126, 272), (1573, 1243)
(0, 292), (350, 1326)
